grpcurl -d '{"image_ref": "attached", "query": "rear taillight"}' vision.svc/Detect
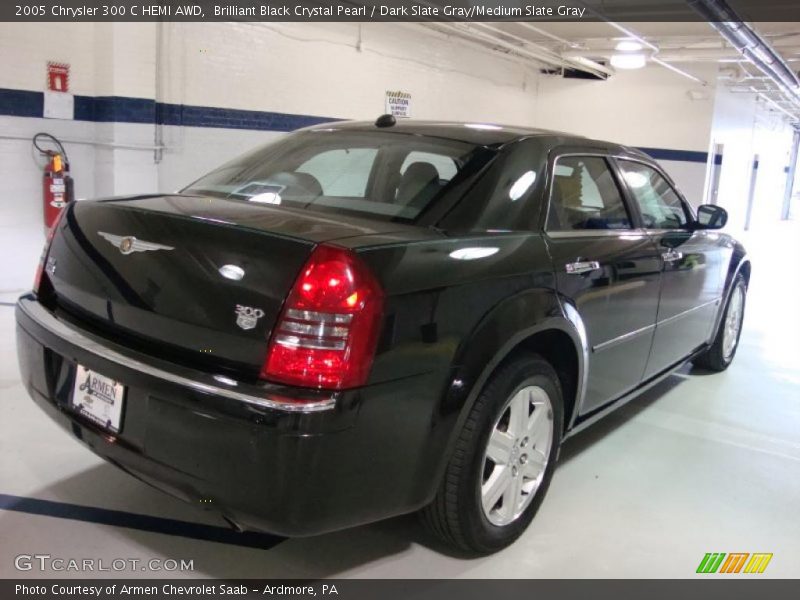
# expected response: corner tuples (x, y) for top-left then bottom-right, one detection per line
(33, 210), (64, 294)
(262, 244), (384, 390)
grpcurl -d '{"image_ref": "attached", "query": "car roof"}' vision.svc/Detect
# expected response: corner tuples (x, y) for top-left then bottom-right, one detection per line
(305, 119), (651, 159)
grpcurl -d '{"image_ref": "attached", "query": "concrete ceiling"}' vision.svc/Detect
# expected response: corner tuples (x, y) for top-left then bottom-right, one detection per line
(505, 21), (800, 62)
(421, 20), (800, 122)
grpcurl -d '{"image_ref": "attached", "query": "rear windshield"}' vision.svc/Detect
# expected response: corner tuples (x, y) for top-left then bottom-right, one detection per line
(184, 129), (493, 222)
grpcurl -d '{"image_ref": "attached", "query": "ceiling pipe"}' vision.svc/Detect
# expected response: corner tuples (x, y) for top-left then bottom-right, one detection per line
(651, 58), (708, 84)
(438, 23), (570, 67)
(421, 22), (568, 73)
(656, 47), (800, 61)
(601, 21), (660, 53)
(514, 22), (582, 48)
(565, 46), (800, 63)
(689, 0), (800, 100)
(472, 22), (615, 77)
(435, 22), (612, 79)
(750, 87), (798, 121)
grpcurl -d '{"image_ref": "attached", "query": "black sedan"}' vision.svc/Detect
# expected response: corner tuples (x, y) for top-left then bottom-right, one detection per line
(16, 118), (749, 553)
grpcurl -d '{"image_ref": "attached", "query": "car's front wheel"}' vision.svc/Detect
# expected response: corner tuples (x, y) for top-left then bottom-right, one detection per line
(422, 354), (563, 554)
(693, 274), (747, 372)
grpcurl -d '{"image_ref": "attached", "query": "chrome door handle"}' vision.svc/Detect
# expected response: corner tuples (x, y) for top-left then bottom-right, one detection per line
(662, 250), (683, 263)
(565, 260), (600, 275)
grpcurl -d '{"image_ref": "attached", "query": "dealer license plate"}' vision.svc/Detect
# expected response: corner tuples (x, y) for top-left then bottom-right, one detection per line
(71, 365), (126, 433)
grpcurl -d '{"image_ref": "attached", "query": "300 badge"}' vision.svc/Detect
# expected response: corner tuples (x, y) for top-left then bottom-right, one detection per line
(234, 304), (265, 330)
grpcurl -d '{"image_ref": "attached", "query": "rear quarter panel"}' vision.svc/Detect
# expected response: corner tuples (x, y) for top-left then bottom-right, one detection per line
(342, 233), (582, 505)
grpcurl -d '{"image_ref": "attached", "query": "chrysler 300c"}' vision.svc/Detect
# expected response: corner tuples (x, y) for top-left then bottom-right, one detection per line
(16, 118), (748, 553)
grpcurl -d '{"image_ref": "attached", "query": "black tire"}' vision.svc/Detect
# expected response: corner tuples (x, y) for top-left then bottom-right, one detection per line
(421, 354), (564, 554)
(693, 275), (747, 372)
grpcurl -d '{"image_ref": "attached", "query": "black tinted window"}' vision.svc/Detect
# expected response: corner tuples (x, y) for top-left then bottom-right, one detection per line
(547, 156), (631, 231)
(184, 130), (491, 222)
(618, 161), (689, 229)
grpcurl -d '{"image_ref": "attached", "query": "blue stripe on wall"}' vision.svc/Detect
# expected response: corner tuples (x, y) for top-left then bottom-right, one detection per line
(0, 87), (335, 132)
(637, 146), (714, 165)
(0, 87), (714, 163)
(74, 95), (157, 123)
(0, 493), (285, 550)
(0, 88), (43, 118)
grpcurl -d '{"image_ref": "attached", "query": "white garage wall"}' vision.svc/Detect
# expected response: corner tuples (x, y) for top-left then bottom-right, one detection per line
(0, 21), (160, 295)
(156, 23), (719, 195)
(0, 21), (787, 296)
(531, 65), (719, 205)
(532, 65), (716, 150)
(706, 85), (795, 231)
(154, 22), (546, 189)
(161, 23), (538, 120)
(750, 117), (794, 230)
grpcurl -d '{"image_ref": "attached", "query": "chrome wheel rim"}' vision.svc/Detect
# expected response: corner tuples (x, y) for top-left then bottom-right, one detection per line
(480, 385), (554, 527)
(722, 286), (744, 361)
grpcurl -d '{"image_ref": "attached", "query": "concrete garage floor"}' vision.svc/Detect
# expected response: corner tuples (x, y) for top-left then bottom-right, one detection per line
(0, 222), (798, 579)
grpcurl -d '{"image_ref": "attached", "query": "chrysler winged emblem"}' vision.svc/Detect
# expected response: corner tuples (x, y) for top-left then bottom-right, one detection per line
(98, 232), (174, 255)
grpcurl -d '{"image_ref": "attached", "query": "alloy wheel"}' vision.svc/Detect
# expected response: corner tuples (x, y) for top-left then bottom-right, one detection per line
(480, 385), (554, 527)
(722, 285), (744, 361)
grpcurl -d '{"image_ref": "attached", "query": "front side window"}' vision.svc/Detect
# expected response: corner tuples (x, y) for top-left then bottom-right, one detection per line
(547, 156), (632, 231)
(617, 160), (689, 229)
(184, 130), (492, 222)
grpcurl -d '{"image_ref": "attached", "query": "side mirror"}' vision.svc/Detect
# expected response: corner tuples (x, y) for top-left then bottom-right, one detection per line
(696, 204), (727, 230)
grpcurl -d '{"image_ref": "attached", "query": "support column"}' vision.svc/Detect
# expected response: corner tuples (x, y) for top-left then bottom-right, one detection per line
(781, 129), (799, 220)
(92, 22), (159, 198)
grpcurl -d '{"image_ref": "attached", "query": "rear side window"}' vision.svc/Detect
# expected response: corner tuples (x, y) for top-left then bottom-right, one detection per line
(547, 156), (632, 231)
(617, 160), (689, 229)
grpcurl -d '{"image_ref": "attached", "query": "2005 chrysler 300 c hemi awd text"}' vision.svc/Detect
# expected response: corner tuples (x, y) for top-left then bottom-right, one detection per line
(16, 118), (750, 553)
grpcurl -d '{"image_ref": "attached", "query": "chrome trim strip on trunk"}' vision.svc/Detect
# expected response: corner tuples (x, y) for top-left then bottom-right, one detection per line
(16, 298), (337, 413)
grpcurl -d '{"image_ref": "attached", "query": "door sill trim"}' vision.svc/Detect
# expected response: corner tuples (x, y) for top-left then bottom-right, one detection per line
(564, 347), (706, 440)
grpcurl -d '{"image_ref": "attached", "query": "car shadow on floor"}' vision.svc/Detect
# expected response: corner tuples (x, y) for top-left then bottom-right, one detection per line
(20, 368), (694, 576)
(558, 369), (688, 464)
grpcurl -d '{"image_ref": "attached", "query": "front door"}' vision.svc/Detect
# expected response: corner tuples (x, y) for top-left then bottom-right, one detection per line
(614, 159), (729, 377)
(543, 153), (662, 416)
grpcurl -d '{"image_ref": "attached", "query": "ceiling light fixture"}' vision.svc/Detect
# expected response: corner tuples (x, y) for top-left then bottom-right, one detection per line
(610, 53), (647, 69)
(615, 40), (644, 52)
(611, 40), (647, 70)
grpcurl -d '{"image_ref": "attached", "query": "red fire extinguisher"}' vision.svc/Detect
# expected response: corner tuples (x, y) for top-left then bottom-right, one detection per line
(34, 133), (75, 228)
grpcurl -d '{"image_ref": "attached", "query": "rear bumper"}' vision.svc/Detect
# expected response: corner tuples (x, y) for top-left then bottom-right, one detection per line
(15, 295), (449, 536)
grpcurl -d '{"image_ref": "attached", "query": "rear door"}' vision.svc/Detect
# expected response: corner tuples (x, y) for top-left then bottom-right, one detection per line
(614, 158), (727, 377)
(543, 150), (662, 415)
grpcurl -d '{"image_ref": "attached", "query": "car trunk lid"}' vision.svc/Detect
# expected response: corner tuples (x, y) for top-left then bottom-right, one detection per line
(44, 194), (404, 377)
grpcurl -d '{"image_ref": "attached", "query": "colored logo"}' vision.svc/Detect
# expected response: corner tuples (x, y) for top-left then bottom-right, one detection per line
(696, 552), (773, 574)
